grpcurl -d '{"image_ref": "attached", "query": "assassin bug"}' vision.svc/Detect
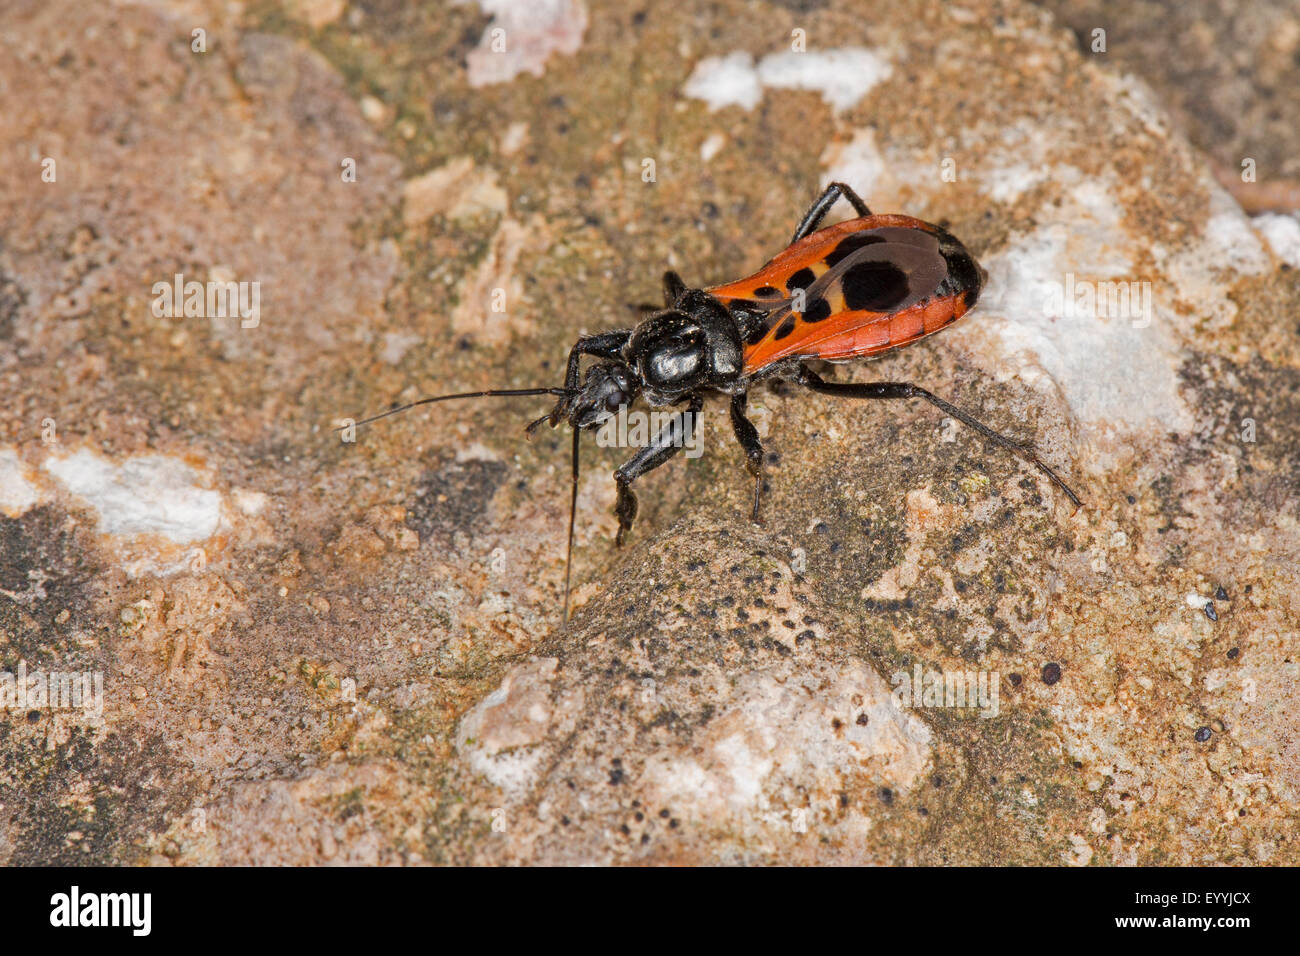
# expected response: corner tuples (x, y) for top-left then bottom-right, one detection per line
(343, 183), (1081, 616)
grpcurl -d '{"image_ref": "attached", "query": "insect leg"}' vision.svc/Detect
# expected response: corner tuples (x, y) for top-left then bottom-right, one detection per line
(791, 182), (873, 244)
(524, 332), (636, 439)
(728, 392), (765, 522)
(613, 394), (705, 546)
(563, 331), (633, 390)
(795, 366), (1082, 508)
(662, 270), (687, 308)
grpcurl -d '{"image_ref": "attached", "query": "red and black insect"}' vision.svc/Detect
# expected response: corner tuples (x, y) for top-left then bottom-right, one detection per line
(345, 183), (1081, 615)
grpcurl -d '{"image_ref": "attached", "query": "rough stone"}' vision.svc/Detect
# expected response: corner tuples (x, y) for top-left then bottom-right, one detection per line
(1, 0), (1296, 865)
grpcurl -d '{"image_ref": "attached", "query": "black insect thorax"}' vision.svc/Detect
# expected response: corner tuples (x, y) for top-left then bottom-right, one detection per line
(624, 290), (745, 404)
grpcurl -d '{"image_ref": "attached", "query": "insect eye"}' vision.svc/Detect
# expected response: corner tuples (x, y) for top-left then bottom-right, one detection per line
(604, 391), (625, 412)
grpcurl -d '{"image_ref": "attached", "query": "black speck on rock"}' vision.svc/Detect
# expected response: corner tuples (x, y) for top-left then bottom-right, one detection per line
(1041, 662), (1062, 685)
(1194, 726), (1212, 743)
(1204, 602), (1218, 622)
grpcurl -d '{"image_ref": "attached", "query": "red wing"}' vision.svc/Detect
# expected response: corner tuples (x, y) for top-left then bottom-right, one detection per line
(704, 214), (970, 372)
(707, 217), (878, 308)
(741, 293), (972, 373)
(707, 213), (936, 307)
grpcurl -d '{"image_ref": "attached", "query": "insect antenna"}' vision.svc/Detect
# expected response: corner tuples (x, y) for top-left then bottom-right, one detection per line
(339, 387), (569, 430)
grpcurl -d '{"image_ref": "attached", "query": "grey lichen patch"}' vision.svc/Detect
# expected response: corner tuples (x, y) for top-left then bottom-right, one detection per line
(404, 451), (511, 544)
(0, 726), (195, 866)
(0, 506), (102, 661)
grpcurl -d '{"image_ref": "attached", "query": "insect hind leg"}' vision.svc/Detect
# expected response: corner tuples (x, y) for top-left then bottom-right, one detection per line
(729, 392), (765, 523)
(795, 366), (1082, 508)
(662, 270), (687, 308)
(613, 395), (704, 546)
(628, 271), (689, 313)
(791, 182), (873, 244)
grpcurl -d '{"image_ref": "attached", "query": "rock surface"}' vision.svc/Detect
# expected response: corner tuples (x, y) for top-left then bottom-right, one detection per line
(0, 0), (1297, 864)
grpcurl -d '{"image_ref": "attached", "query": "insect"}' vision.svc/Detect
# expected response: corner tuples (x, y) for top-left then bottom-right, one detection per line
(343, 182), (1081, 616)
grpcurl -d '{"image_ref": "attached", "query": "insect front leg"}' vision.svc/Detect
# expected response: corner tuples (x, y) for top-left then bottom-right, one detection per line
(527, 331), (636, 438)
(613, 394), (704, 546)
(791, 182), (873, 244)
(564, 331), (633, 391)
(794, 366), (1082, 507)
(728, 392), (765, 523)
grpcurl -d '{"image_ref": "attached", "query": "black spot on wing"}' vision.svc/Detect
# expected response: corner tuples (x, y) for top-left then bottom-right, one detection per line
(841, 261), (912, 312)
(823, 232), (885, 267)
(772, 315), (797, 341)
(802, 297), (832, 323)
(786, 267), (815, 291)
(754, 285), (779, 297)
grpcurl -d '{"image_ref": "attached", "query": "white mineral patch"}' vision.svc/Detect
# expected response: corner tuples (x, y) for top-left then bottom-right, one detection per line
(641, 661), (932, 818)
(685, 48), (892, 113)
(462, 0), (588, 87)
(457, 657), (583, 797)
(979, 162), (1052, 204)
(44, 450), (222, 543)
(971, 174), (1194, 434)
(756, 49), (893, 112)
(285, 0), (345, 30)
(1204, 187), (1270, 276)
(1156, 177), (1268, 334)
(819, 128), (893, 202)
(403, 157), (508, 226)
(699, 132), (726, 162)
(0, 448), (44, 517)
(233, 489), (269, 516)
(1253, 212), (1300, 269)
(380, 330), (422, 365)
(683, 51), (763, 111)
(499, 121), (529, 155)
